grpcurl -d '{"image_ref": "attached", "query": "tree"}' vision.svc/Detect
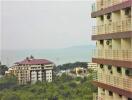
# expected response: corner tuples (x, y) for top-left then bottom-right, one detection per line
(0, 65), (8, 75)
(0, 69), (96, 100)
(56, 62), (88, 71)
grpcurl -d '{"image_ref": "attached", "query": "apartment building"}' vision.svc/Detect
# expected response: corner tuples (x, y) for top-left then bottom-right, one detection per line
(69, 67), (87, 78)
(91, 0), (132, 100)
(7, 56), (55, 85)
(88, 62), (98, 71)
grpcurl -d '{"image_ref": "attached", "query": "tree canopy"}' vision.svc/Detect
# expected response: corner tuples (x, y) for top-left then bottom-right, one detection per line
(0, 65), (8, 75)
(0, 70), (97, 100)
(55, 62), (88, 71)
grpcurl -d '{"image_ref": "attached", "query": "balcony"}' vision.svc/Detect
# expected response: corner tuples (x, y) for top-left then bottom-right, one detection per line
(93, 49), (132, 61)
(93, 72), (132, 92)
(92, 0), (130, 12)
(92, 18), (131, 35)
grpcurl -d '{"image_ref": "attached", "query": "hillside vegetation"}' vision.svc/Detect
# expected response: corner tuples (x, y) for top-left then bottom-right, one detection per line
(0, 70), (97, 100)
(56, 62), (88, 71)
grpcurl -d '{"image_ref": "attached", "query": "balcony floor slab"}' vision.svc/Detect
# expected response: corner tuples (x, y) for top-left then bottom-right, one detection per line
(92, 58), (132, 68)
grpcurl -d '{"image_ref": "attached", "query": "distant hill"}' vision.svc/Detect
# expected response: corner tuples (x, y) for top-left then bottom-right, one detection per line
(55, 62), (88, 72)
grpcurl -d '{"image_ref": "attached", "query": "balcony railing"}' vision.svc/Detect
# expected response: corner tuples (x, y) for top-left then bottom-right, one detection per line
(93, 72), (132, 92)
(92, 18), (131, 35)
(92, 0), (130, 12)
(93, 49), (132, 61)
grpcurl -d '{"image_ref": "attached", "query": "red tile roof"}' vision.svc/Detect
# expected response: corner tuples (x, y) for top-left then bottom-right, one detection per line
(15, 58), (53, 65)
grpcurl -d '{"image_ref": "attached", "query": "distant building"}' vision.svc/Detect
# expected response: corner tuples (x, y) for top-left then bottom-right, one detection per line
(88, 62), (97, 71)
(56, 70), (70, 76)
(70, 67), (87, 78)
(6, 56), (55, 85)
(5, 66), (17, 76)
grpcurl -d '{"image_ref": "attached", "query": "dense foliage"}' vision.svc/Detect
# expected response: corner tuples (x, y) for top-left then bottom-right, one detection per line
(0, 65), (8, 75)
(55, 62), (88, 71)
(0, 75), (17, 90)
(0, 71), (97, 100)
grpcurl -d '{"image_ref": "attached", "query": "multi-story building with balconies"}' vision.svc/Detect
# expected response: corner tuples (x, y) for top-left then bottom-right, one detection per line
(88, 62), (98, 71)
(7, 56), (55, 85)
(91, 0), (132, 100)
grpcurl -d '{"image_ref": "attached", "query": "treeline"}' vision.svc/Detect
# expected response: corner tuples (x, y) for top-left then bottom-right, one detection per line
(55, 62), (88, 71)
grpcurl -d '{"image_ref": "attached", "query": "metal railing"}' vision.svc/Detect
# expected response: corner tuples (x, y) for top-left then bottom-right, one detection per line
(93, 49), (132, 61)
(92, 18), (131, 35)
(92, 0), (130, 12)
(93, 72), (132, 92)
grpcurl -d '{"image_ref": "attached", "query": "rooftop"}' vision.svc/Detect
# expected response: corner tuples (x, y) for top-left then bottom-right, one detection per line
(15, 56), (53, 65)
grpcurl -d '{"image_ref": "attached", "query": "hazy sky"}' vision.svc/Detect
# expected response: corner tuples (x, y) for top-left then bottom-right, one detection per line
(1, 0), (95, 50)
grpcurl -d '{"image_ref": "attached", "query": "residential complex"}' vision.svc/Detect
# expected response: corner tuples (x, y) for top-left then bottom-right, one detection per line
(6, 56), (55, 85)
(88, 62), (98, 71)
(69, 67), (87, 78)
(91, 0), (132, 100)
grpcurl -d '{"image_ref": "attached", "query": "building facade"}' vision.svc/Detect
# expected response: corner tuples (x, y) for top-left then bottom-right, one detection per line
(70, 67), (87, 78)
(91, 0), (132, 100)
(88, 62), (98, 71)
(7, 56), (55, 85)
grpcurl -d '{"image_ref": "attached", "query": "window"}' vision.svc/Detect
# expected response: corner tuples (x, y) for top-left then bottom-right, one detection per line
(110, 70), (113, 74)
(108, 65), (112, 70)
(101, 89), (105, 95)
(125, 7), (131, 17)
(109, 91), (113, 96)
(100, 64), (104, 69)
(128, 98), (132, 100)
(107, 13), (111, 20)
(100, 15), (104, 21)
(119, 95), (122, 98)
(125, 69), (132, 76)
(100, 40), (103, 44)
(106, 40), (112, 46)
(117, 67), (122, 73)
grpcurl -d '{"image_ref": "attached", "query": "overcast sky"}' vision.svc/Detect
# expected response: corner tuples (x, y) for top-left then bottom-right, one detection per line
(1, 0), (95, 50)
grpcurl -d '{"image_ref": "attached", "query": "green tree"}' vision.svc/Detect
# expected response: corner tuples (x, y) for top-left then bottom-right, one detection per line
(0, 69), (97, 100)
(0, 65), (8, 75)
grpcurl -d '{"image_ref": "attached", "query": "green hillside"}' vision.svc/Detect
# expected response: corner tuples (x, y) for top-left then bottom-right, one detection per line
(0, 70), (97, 100)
